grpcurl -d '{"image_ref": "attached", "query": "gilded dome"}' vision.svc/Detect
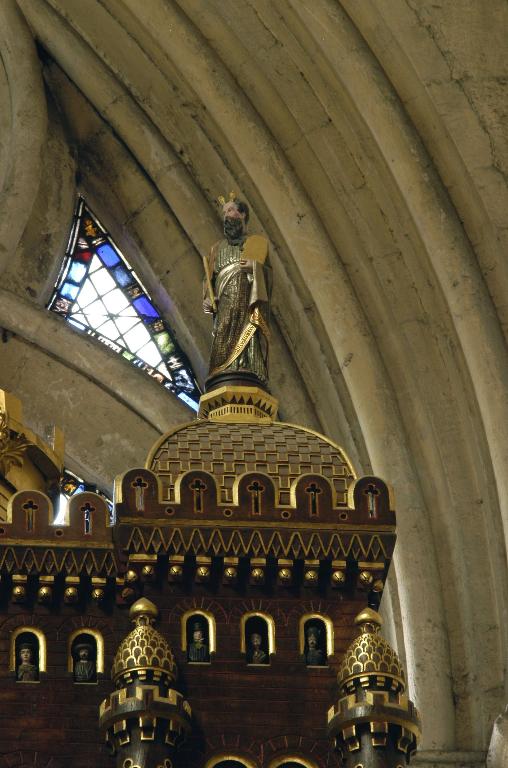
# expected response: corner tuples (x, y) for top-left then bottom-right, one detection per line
(337, 608), (405, 691)
(146, 420), (355, 507)
(111, 598), (177, 686)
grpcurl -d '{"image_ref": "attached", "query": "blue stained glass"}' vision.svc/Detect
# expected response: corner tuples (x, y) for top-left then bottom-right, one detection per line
(178, 392), (199, 411)
(48, 198), (201, 407)
(61, 282), (79, 300)
(133, 296), (159, 319)
(97, 243), (120, 267)
(67, 262), (87, 283)
(112, 264), (134, 287)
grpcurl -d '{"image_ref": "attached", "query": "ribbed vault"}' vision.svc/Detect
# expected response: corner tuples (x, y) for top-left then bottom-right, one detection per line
(0, 0), (507, 761)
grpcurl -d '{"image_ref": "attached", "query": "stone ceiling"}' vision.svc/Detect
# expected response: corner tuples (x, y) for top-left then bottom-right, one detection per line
(0, 1), (507, 761)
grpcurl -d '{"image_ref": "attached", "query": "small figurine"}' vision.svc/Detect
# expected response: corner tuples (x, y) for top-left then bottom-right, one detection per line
(17, 641), (38, 681)
(188, 621), (209, 663)
(305, 625), (325, 666)
(248, 632), (268, 665)
(73, 642), (96, 682)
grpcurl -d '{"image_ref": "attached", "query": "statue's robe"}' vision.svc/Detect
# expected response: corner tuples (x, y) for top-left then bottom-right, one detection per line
(305, 647), (325, 666)
(204, 235), (270, 383)
(17, 662), (38, 681)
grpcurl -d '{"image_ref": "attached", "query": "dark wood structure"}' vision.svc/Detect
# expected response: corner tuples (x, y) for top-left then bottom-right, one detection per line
(0, 385), (419, 768)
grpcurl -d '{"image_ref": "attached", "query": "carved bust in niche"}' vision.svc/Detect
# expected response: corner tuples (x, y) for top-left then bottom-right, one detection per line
(187, 618), (210, 663)
(248, 632), (268, 664)
(72, 634), (97, 682)
(245, 615), (270, 665)
(304, 622), (326, 666)
(17, 640), (38, 682)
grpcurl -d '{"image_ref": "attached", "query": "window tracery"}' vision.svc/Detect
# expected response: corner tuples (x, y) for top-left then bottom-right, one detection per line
(48, 198), (200, 409)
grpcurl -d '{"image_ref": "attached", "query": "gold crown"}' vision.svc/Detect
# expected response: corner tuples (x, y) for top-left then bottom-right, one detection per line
(217, 191), (236, 206)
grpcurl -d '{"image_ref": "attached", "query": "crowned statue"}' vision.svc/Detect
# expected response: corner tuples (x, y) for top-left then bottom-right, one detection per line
(203, 194), (270, 388)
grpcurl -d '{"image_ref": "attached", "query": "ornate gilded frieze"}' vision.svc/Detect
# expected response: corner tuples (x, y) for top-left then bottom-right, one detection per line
(0, 390), (64, 519)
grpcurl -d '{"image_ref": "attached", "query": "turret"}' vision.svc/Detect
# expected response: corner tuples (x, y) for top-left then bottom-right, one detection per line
(100, 598), (192, 768)
(327, 608), (420, 768)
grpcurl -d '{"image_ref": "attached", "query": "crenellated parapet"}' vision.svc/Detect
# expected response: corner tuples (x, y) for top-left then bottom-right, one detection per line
(0, 489), (114, 602)
(113, 457), (395, 600)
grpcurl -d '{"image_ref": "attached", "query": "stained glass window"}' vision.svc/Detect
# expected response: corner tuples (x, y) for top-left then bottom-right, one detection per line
(48, 198), (200, 409)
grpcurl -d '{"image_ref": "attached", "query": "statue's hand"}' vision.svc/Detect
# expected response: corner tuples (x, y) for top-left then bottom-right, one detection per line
(203, 297), (215, 314)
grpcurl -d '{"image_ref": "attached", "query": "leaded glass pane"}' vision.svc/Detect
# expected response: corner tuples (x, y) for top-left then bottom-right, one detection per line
(76, 280), (98, 308)
(90, 267), (116, 294)
(48, 198), (200, 407)
(102, 288), (129, 314)
(123, 322), (150, 351)
(96, 319), (120, 341)
(137, 340), (162, 367)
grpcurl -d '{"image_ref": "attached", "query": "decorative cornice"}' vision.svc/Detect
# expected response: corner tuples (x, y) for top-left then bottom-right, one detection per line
(198, 385), (278, 422)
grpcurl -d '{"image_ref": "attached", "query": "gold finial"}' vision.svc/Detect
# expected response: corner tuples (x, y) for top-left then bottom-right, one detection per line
(354, 607), (383, 634)
(129, 597), (158, 626)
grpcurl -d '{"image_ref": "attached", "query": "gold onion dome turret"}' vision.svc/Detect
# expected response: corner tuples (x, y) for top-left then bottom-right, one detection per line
(337, 607), (405, 693)
(111, 597), (177, 687)
(328, 608), (420, 767)
(100, 598), (191, 767)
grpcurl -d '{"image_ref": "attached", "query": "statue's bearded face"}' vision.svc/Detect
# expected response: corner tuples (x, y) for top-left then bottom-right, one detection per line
(223, 200), (247, 243)
(224, 214), (245, 243)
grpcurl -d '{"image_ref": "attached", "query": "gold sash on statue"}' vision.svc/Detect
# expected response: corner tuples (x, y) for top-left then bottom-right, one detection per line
(210, 306), (269, 375)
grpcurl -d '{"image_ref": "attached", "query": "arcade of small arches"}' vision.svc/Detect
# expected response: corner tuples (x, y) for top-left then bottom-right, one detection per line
(205, 756), (319, 768)
(6, 611), (335, 679)
(8, 626), (104, 682)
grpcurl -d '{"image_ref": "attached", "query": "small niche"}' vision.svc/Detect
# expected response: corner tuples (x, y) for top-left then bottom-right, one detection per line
(13, 630), (43, 682)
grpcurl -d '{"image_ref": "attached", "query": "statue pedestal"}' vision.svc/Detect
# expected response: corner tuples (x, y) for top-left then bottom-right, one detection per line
(198, 384), (278, 423)
(205, 370), (267, 392)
